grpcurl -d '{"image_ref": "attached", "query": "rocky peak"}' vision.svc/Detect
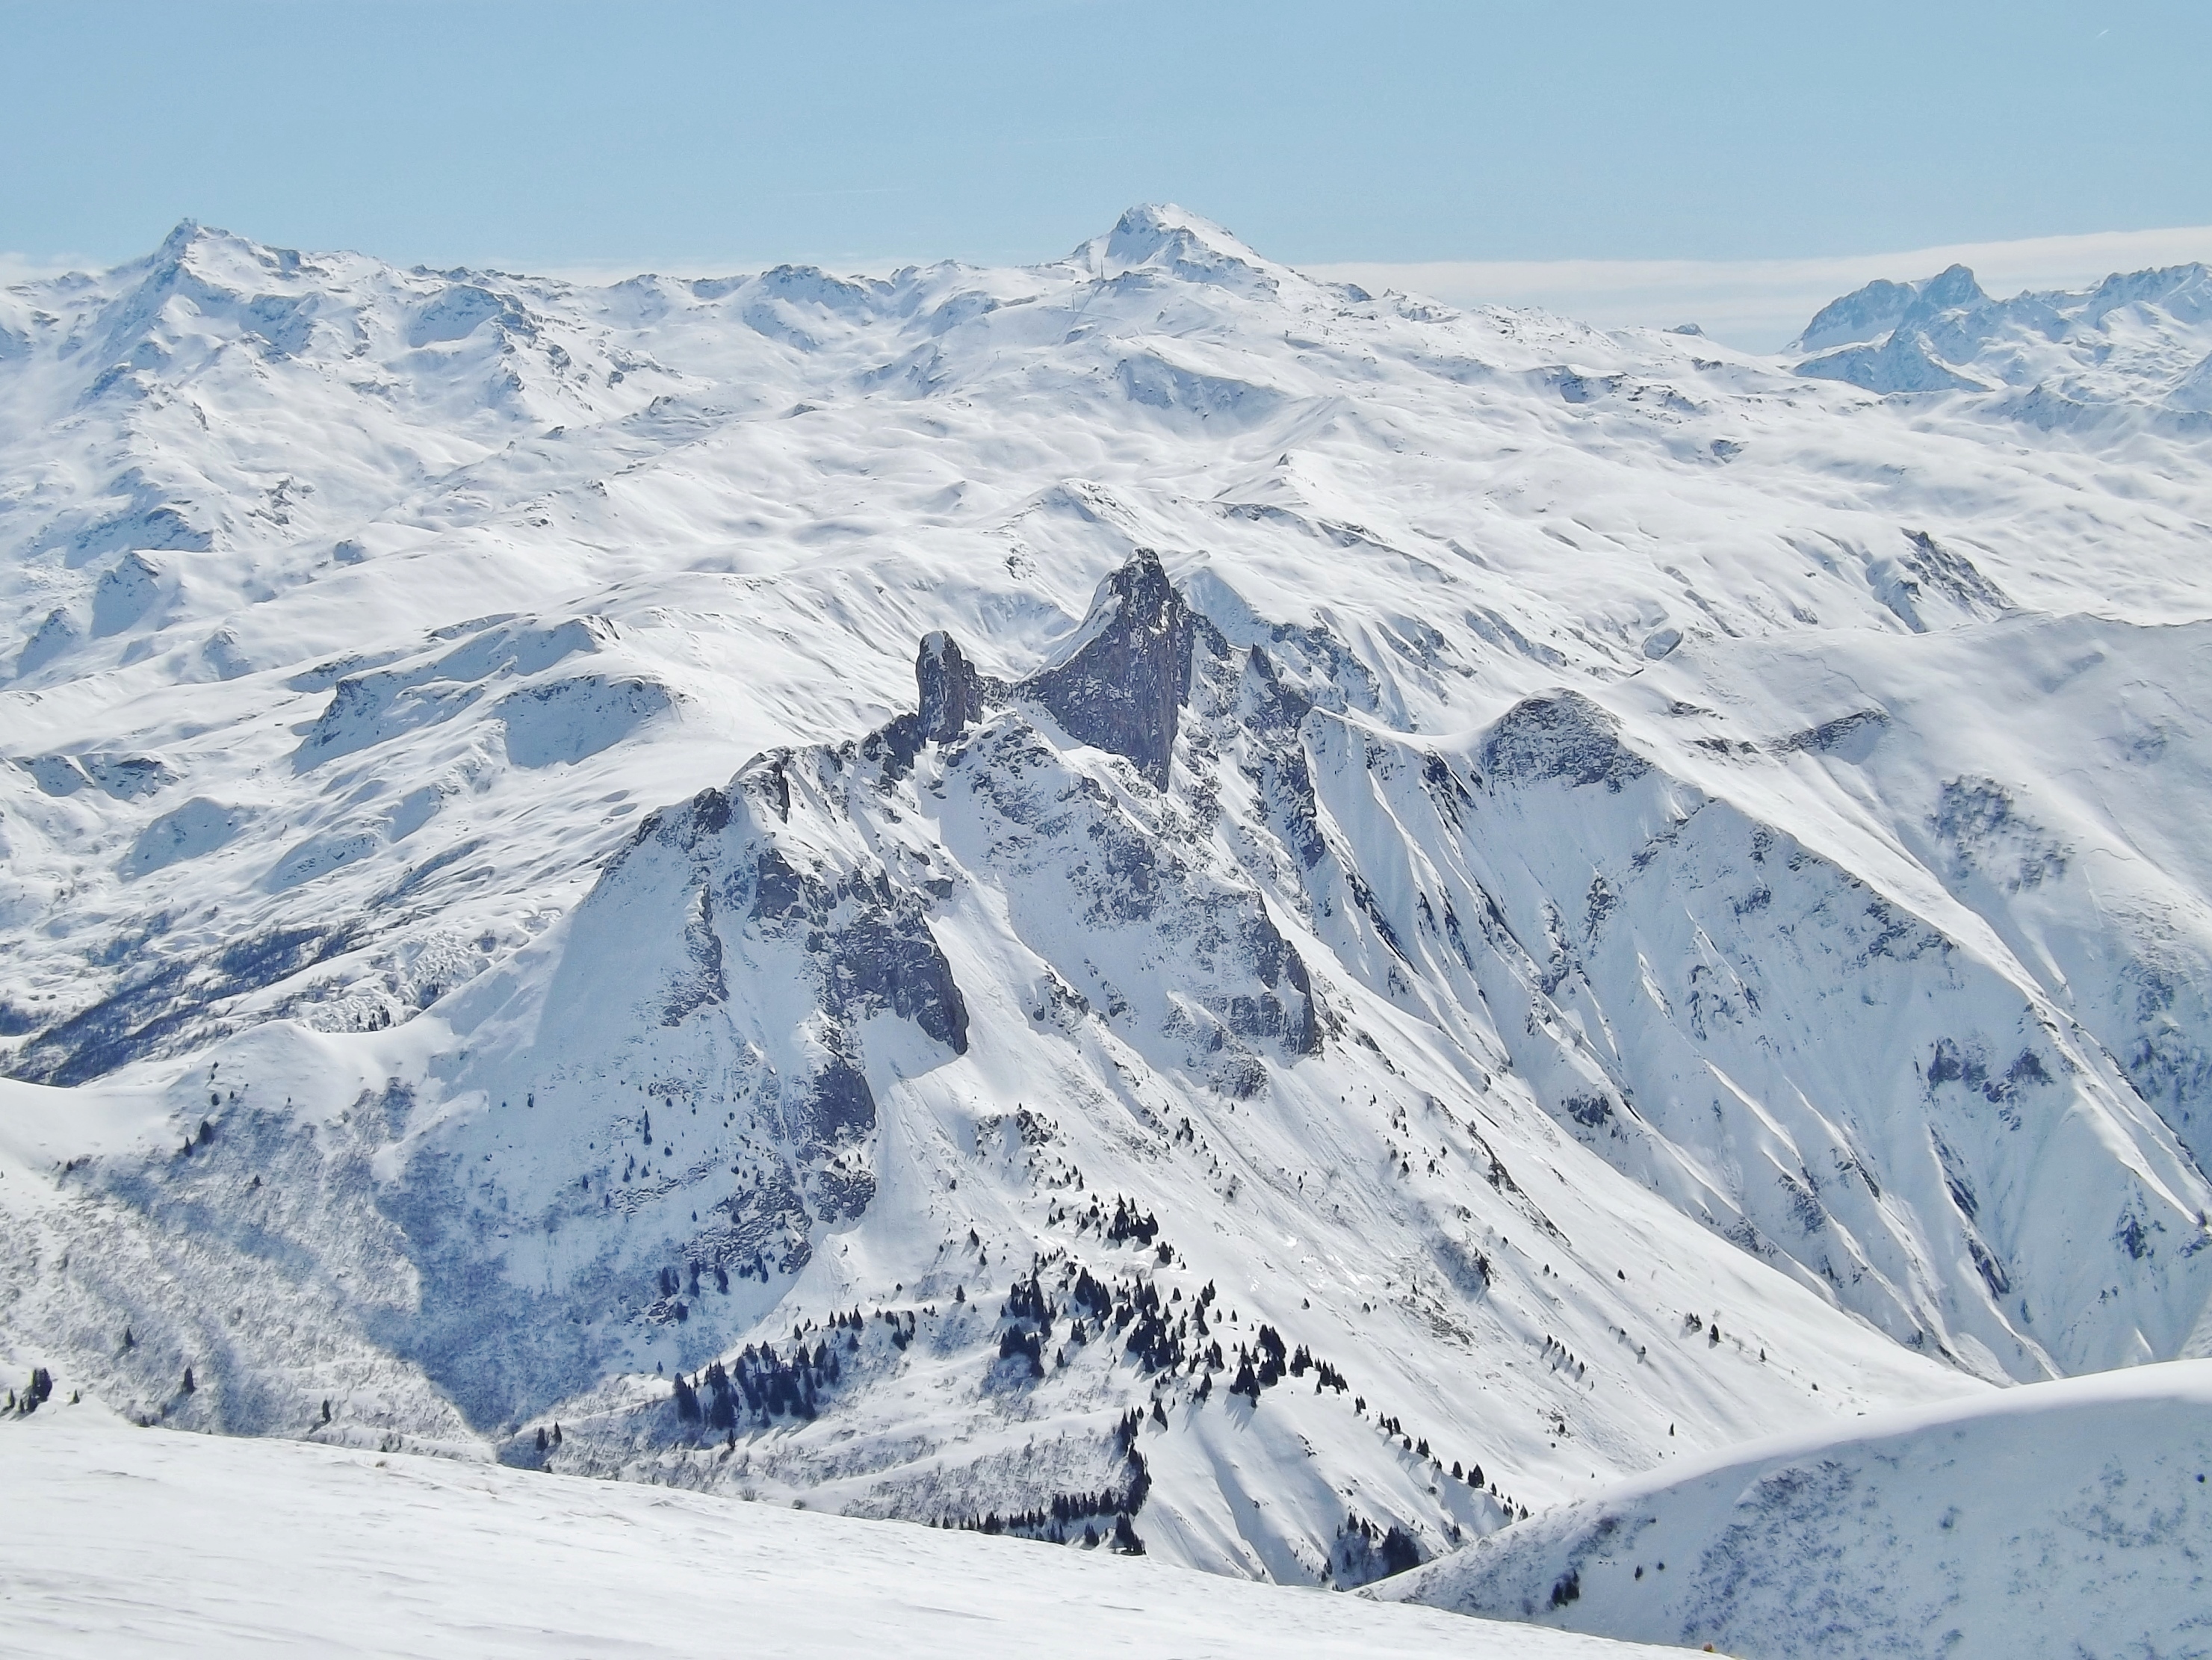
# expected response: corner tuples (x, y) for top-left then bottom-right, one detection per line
(915, 630), (985, 743)
(1022, 549), (1195, 787)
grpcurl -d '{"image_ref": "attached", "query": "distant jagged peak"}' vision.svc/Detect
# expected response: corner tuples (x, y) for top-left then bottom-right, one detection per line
(66, 220), (330, 364)
(1070, 202), (1281, 290)
(1915, 261), (1989, 312)
(1796, 326), (1995, 397)
(1795, 262), (1991, 354)
(1797, 258), (2212, 357)
(2074, 261), (2212, 329)
(1793, 253), (2212, 403)
(155, 217), (206, 258)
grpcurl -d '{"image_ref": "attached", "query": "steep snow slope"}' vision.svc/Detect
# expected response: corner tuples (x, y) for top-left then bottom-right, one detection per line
(0, 1405), (1676, 1660)
(4, 205), (2211, 1585)
(1379, 1359), (2212, 1660)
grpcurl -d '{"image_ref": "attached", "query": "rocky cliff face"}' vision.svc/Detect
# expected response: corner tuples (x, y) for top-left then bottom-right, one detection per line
(1023, 548), (1199, 787)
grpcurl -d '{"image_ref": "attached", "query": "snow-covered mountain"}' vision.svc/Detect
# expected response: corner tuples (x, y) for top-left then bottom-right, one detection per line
(4, 205), (2211, 1591)
(1379, 1359), (2212, 1659)
(1794, 258), (2212, 416)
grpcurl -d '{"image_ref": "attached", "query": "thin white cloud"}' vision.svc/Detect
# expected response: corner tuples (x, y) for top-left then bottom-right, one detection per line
(0, 250), (85, 288)
(1307, 226), (2212, 353)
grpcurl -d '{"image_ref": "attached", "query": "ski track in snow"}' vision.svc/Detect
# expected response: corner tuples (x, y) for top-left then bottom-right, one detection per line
(4, 204), (2212, 1622)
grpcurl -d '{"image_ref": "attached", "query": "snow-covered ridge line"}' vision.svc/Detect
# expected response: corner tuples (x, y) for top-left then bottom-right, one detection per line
(1379, 1359), (2212, 1659)
(3, 205), (2211, 1593)
(1792, 257), (2212, 414)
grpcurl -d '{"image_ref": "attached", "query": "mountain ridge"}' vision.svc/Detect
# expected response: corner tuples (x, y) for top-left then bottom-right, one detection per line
(4, 206), (2211, 1594)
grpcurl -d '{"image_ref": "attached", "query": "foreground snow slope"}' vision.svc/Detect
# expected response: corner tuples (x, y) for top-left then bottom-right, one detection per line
(4, 205), (2211, 1583)
(0, 1405), (1677, 1660)
(1379, 1359), (2212, 1660)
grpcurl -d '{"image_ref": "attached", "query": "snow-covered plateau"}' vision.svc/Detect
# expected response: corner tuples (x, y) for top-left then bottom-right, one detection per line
(4, 204), (2211, 1641)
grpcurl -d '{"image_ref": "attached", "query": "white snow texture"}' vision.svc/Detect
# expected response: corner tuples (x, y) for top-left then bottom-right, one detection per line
(4, 204), (2211, 1647)
(1379, 1360), (2212, 1660)
(0, 1400), (1674, 1659)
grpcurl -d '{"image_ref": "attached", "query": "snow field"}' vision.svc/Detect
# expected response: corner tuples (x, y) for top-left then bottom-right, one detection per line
(0, 1402), (1678, 1659)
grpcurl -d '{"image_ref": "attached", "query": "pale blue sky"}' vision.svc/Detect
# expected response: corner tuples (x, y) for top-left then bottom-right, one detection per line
(5, 0), (2208, 285)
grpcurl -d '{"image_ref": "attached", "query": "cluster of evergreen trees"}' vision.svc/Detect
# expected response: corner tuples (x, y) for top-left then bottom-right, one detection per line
(937, 1413), (1152, 1552)
(7, 1366), (54, 1415)
(639, 1250), (1522, 1548)
(997, 1325), (1045, 1377)
(997, 1272), (1059, 1378)
(1103, 1198), (1159, 1245)
(673, 1333), (843, 1428)
(668, 1306), (925, 1434)
(1119, 1280), (1178, 1372)
(1068, 1267), (1112, 1321)
(1056, 1195), (1159, 1244)
(1333, 1512), (1428, 1582)
(941, 1510), (1145, 1554)
(1001, 1272), (1056, 1334)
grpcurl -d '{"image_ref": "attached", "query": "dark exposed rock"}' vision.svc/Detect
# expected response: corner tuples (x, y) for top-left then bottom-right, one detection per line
(807, 1056), (880, 1155)
(1239, 645), (1312, 735)
(1023, 549), (1195, 787)
(917, 631), (985, 743)
(1775, 708), (1889, 758)
(1901, 528), (2010, 615)
(660, 884), (727, 1026)
(1480, 692), (1649, 792)
(744, 851), (970, 1057)
(9, 923), (351, 1085)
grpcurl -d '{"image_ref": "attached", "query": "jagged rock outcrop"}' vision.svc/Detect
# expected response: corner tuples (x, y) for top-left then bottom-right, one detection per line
(1023, 549), (1196, 787)
(917, 630), (986, 743)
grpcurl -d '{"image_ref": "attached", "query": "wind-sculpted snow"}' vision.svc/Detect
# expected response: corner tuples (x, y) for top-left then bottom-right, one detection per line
(4, 204), (2212, 1591)
(1379, 1360), (2212, 1659)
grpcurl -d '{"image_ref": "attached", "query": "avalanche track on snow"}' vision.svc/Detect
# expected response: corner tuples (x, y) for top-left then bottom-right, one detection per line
(4, 204), (2212, 1590)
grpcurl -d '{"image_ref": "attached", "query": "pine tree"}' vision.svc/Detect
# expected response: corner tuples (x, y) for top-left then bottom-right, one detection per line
(181, 1366), (195, 1394)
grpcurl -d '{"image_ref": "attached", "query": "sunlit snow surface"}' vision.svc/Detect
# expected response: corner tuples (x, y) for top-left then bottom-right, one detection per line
(4, 205), (2212, 1599)
(0, 1405), (1675, 1659)
(1380, 1360), (2212, 1660)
